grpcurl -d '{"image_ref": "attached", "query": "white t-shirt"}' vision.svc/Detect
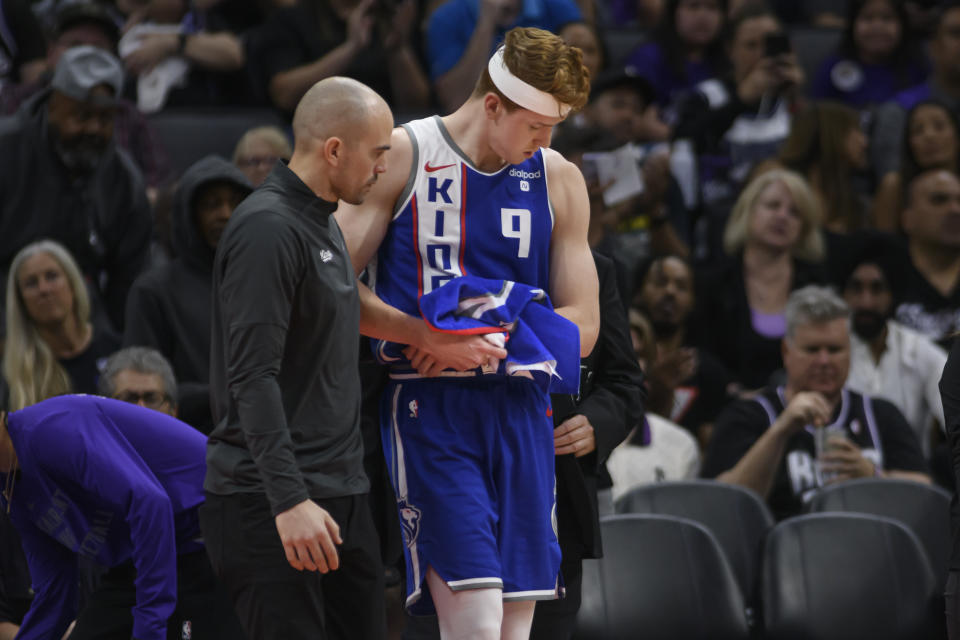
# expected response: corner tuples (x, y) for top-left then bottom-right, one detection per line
(606, 413), (701, 503)
(846, 321), (947, 457)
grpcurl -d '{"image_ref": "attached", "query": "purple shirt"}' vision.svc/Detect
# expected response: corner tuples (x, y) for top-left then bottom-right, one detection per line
(750, 308), (787, 339)
(623, 41), (717, 113)
(4, 395), (206, 640)
(811, 55), (929, 108)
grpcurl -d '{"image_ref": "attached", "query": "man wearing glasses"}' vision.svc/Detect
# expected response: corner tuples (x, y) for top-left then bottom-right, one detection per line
(98, 347), (180, 419)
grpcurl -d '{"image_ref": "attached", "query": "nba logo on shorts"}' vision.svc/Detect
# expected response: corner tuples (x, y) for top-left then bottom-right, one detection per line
(181, 621), (192, 640)
(409, 399), (419, 418)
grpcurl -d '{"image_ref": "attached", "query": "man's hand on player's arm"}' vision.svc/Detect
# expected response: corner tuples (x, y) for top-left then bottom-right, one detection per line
(275, 499), (343, 573)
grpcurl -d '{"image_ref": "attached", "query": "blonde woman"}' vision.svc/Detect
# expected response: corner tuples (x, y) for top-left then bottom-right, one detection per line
(3, 240), (119, 410)
(690, 169), (826, 389)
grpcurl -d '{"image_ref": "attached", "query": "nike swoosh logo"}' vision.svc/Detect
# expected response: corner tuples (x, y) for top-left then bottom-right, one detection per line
(425, 162), (456, 172)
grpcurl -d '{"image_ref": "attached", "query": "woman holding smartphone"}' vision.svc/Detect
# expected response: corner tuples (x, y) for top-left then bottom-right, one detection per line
(672, 3), (804, 261)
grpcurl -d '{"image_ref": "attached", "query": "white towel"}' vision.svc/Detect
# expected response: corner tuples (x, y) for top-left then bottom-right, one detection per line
(118, 23), (189, 114)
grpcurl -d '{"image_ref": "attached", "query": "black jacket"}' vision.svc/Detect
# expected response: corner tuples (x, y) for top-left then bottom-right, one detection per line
(550, 252), (645, 559)
(690, 253), (826, 389)
(124, 156), (252, 432)
(940, 336), (960, 569)
(0, 89), (152, 330)
(206, 162), (368, 514)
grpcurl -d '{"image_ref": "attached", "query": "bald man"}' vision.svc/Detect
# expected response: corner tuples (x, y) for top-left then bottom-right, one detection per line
(200, 77), (393, 639)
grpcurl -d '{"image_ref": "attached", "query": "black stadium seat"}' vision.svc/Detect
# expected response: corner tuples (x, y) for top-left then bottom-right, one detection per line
(575, 514), (750, 640)
(602, 28), (649, 66)
(763, 513), (937, 640)
(148, 107), (288, 178)
(614, 480), (773, 606)
(787, 26), (843, 91)
(806, 478), (952, 585)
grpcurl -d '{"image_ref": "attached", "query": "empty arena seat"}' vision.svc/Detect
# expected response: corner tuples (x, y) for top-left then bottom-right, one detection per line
(575, 513), (750, 640)
(806, 478), (951, 585)
(148, 107), (288, 178)
(614, 480), (773, 605)
(787, 26), (843, 90)
(762, 512), (937, 640)
(602, 28), (649, 66)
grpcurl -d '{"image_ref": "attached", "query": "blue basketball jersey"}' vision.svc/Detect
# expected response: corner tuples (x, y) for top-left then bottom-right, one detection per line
(371, 116), (555, 322)
(373, 117), (564, 612)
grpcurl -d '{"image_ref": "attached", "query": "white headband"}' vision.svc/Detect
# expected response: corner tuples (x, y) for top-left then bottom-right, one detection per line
(487, 46), (572, 118)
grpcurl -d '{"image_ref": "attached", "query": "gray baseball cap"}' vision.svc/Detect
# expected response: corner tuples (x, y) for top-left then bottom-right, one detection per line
(51, 45), (123, 105)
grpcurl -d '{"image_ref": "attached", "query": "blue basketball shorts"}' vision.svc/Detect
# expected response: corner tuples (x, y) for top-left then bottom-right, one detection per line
(381, 375), (561, 614)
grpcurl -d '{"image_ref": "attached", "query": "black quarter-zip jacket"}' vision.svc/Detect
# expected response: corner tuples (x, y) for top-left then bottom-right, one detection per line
(205, 162), (368, 515)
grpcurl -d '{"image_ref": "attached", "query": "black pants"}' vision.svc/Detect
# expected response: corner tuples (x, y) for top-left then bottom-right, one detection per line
(529, 548), (583, 640)
(200, 492), (386, 640)
(69, 550), (245, 640)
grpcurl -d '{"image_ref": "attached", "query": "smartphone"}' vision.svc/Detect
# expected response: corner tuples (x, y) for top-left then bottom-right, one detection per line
(764, 32), (791, 58)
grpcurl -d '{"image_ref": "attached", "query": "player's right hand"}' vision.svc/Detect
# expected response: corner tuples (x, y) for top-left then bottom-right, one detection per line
(275, 499), (343, 573)
(779, 391), (832, 434)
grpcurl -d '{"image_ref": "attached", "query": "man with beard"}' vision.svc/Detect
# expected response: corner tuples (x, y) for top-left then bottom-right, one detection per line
(895, 169), (960, 345)
(202, 77), (392, 639)
(0, 45), (151, 331)
(633, 254), (733, 447)
(124, 155), (252, 432)
(701, 286), (929, 520)
(0, 2), (172, 190)
(842, 236), (947, 459)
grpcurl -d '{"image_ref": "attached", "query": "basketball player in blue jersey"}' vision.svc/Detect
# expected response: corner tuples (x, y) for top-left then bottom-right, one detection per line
(336, 26), (599, 640)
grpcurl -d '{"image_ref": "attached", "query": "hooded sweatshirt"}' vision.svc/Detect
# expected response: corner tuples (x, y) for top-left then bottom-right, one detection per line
(124, 156), (252, 432)
(0, 89), (152, 330)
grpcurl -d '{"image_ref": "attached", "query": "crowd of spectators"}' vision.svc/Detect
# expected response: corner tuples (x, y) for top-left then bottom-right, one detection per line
(1, 0), (960, 635)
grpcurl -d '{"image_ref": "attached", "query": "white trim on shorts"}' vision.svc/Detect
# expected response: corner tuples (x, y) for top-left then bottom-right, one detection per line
(447, 577), (504, 591)
(502, 589), (560, 602)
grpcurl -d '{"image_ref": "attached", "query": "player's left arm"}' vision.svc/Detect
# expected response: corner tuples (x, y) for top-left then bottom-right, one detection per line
(544, 148), (599, 357)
